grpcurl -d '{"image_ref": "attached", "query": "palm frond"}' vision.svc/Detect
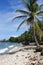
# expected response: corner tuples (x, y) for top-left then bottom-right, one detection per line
(38, 20), (43, 30)
(16, 10), (30, 15)
(36, 17), (41, 22)
(39, 4), (43, 10)
(23, 0), (37, 12)
(23, 0), (30, 10)
(36, 17), (43, 31)
(23, 0), (30, 6)
(12, 15), (27, 21)
(30, 0), (37, 5)
(36, 11), (43, 16)
(24, 16), (33, 25)
(17, 20), (25, 31)
(30, 3), (39, 12)
(17, 16), (33, 30)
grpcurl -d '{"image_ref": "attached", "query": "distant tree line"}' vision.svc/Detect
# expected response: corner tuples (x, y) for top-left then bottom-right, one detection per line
(9, 30), (43, 45)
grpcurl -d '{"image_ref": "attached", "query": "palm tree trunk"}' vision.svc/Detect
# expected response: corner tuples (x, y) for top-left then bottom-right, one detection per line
(34, 35), (39, 46)
(33, 22), (39, 47)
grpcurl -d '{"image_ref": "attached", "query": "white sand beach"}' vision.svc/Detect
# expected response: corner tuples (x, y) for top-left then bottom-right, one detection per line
(0, 48), (43, 65)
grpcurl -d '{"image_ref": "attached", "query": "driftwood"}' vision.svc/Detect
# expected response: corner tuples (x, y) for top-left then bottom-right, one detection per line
(7, 45), (43, 54)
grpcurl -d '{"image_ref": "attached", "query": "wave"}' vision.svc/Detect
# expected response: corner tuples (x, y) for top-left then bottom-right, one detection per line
(0, 45), (18, 54)
(0, 48), (8, 53)
(0, 45), (16, 54)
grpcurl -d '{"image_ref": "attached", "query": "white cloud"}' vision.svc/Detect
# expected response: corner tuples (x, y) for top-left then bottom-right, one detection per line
(11, 35), (19, 37)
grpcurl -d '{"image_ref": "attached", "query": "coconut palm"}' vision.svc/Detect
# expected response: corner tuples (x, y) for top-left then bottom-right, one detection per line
(13, 0), (43, 46)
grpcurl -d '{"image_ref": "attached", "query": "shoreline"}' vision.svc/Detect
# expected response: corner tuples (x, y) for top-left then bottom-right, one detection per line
(0, 45), (43, 55)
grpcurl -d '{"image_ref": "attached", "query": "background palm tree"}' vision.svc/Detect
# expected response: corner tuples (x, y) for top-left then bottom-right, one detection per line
(13, 0), (43, 46)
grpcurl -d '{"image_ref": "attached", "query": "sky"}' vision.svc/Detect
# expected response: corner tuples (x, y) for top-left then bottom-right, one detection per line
(0, 0), (43, 40)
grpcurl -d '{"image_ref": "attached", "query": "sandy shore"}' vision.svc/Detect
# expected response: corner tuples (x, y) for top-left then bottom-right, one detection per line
(0, 49), (43, 65)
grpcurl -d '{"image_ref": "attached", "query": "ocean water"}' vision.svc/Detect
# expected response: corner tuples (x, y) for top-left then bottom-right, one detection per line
(0, 42), (21, 54)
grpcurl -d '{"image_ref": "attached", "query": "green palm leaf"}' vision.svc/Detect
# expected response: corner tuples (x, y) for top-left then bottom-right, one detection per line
(39, 4), (43, 10)
(30, 0), (37, 5)
(12, 15), (27, 21)
(23, 0), (30, 6)
(30, 3), (39, 12)
(37, 11), (43, 16)
(17, 16), (33, 30)
(17, 20), (25, 30)
(25, 17), (33, 25)
(23, 0), (30, 10)
(16, 10), (30, 15)
(36, 17), (41, 22)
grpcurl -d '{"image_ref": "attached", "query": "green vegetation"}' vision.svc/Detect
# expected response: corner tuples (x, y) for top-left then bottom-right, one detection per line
(18, 31), (34, 42)
(7, 0), (43, 46)
(9, 31), (35, 44)
(9, 37), (18, 42)
(13, 0), (43, 47)
(9, 30), (43, 45)
(18, 31), (35, 45)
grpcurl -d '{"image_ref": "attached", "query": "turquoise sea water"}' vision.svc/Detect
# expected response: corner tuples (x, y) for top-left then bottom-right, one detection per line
(0, 42), (21, 53)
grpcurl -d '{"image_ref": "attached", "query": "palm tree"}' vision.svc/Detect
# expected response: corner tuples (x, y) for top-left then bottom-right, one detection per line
(13, 0), (43, 47)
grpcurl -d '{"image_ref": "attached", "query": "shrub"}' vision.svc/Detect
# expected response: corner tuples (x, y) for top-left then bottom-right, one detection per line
(9, 37), (18, 42)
